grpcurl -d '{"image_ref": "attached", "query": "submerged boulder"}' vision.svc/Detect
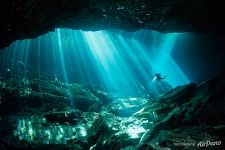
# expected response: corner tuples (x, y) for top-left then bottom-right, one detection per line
(109, 97), (148, 117)
(90, 88), (113, 104)
(184, 72), (225, 126)
(158, 82), (197, 105)
(82, 112), (111, 145)
(69, 84), (102, 111)
(137, 71), (225, 149)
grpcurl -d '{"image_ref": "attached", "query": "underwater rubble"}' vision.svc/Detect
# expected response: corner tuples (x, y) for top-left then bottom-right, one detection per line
(0, 71), (225, 150)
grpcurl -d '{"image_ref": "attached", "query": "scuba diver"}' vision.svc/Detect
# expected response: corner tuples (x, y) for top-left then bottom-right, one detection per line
(152, 73), (167, 82)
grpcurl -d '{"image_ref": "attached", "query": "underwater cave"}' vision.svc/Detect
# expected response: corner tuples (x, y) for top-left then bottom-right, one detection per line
(0, 0), (225, 150)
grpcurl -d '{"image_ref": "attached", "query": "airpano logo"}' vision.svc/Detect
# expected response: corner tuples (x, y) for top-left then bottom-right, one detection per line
(197, 140), (221, 147)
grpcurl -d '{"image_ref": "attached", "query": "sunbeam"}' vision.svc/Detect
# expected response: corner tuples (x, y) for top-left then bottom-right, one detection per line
(0, 29), (189, 96)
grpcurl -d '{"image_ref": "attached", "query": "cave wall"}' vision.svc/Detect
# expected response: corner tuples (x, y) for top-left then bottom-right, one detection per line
(1, 0), (225, 48)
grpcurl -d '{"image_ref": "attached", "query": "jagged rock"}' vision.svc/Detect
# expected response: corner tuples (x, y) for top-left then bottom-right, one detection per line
(0, 78), (103, 114)
(1, 0), (225, 48)
(88, 102), (104, 112)
(183, 73), (225, 126)
(133, 83), (188, 120)
(158, 82), (197, 105)
(134, 83), (197, 126)
(100, 115), (147, 149)
(109, 97), (148, 117)
(137, 144), (155, 150)
(90, 88), (113, 104)
(102, 124), (146, 149)
(121, 146), (137, 150)
(102, 133), (138, 149)
(44, 110), (82, 125)
(73, 97), (101, 112)
(150, 81), (173, 97)
(137, 71), (225, 149)
(69, 84), (101, 111)
(85, 113), (104, 137)
(66, 138), (89, 150)
(89, 136), (105, 150)
(82, 112), (110, 145)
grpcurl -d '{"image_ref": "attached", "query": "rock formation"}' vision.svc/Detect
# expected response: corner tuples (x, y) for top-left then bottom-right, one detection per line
(0, 65), (225, 149)
(1, 0), (225, 48)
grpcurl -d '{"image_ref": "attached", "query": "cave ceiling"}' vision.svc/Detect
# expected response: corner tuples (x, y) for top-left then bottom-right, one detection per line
(0, 0), (225, 48)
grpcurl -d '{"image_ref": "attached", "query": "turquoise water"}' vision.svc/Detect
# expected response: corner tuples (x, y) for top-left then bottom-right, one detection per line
(0, 29), (189, 96)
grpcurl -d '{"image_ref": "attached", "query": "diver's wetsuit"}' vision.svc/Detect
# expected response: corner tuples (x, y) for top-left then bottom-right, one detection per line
(153, 73), (167, 81)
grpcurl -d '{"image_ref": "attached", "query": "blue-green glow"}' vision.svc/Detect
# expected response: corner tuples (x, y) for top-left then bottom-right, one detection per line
(57, 29), (69, 83)
(0, 29), (189, 96)
(131, 32), (189, 87)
